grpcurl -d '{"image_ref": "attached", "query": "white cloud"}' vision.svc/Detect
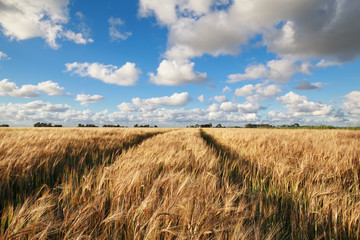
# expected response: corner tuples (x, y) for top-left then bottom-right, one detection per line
(0, 51), (9, 60)
(108, 17), (132, 41)
(316, 59), (341, 68)
(221, 86), (232, 94)
(132, 92), (191, 109)
(117, 102), (137, 112)
(0, 79), (18, 96)
(65, 62), (141, 86)
(255, 84), (283, 98)
(234, 84), (257, 97)
(75, 94), (104, 106)
(140, 0), (360, 88)
(276, 91), (307, 105)
(220, 102), (237, 112)
(235, 83), (282, 102)
(228, 64), (267, 82)
(168, 0), (359, 62)
(1, 100), (69, 115)
(0, 0), (93, 49)
(149, 59), (208, 85)
(0, 98), (260, 127)
(343, 91), (360, 120)
(214, 95), (228, 103)
(0, 79), (66, 98)
(276, 91), (333, 117)
(139, 0), (178, 26)
(63, 30), (93, 44)
(208, 103), (220, 112)
(10, 85), (40, 98)
(37, 80), (66, 96)
(228, 58), (309, 83)
(198, 94), (205, 102)
(237, 102), (260, 114)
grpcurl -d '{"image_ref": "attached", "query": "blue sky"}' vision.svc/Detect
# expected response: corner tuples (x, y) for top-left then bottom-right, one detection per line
(0, 0), (359, 127)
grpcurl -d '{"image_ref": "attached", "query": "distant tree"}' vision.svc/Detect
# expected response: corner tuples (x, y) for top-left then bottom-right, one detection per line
(216, 124), (222, 128)
(78, 123), (84, 127)
(154, 125), (158, 128)
(200, 123), (212, 128)
(0, 124), (9, 127)
(34, 122), (52, 127)
(134, 124), (138, 128)
(54, 125), (62, 127)
(245, 123), (254, 128)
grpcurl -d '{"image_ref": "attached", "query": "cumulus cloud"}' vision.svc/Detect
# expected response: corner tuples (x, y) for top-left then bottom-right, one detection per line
(132, 92), (191, 110)
(220, 102), (237, 112)
(109, 17), (132, 41)
(0, 79), (66, 98)
(235, 83), (282, 101)
(149, 59), (208, 85)
(293, 81), (324, 90)
(219, 83), (282, 115)
(209, 99), (261, 114)
(264, 1), (360, 61)
(214, 95), (228, 103)
(342, 91), (360, 120)
(65, 62), (141, 86)
(234, 84), (256, 97)
(208, 103), (220, 112)
(1, 100), (69, 116)
(140, 0), (360, 88)
(147, 0), (360, 62)
(276, 91), (333, 117)
(117, 102), (137, 112)
(0, 98), (260, 127)
(237, 102), (261, 114)
(75, 94), (104, 106)
(63, 30), (93, 44)
(228, 58), (310, 83)
(0, 101), (106, 126)
(0, 0), (93, 49)
(139, 0), (178, 26)
(198, 94), (205, 102)
(37, 80), (66, 96)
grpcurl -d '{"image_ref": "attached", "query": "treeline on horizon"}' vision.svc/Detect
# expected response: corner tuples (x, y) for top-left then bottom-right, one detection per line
(0, 122), (359, 130)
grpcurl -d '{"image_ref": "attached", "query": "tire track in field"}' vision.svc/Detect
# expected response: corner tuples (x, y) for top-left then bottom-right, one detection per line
(0, 130), (169, 216)
(103, 129), (223, 239)
(199, 129), (351, 240)
(199, 129), (295, 239)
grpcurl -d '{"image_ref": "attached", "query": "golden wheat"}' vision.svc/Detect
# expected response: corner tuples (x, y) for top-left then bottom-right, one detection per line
(1, 128), (359, 239)
(204, 128), (360, 239)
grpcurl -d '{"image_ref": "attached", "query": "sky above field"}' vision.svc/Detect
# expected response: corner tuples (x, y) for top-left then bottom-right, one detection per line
(0, 0), (360, 127)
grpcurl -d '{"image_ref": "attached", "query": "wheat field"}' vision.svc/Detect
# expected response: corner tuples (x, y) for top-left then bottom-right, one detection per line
(0, 128), (359, 239)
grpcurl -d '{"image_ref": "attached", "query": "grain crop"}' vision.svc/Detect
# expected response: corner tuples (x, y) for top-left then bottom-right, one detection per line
(1, 128), (359, 239)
